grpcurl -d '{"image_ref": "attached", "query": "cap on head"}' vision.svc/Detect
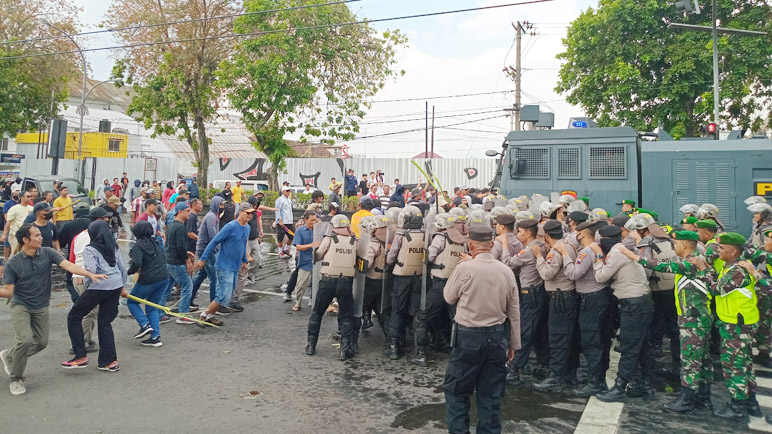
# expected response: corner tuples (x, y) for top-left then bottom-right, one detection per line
(576, 221), (596, 232)
(622, 199), (635, 206)
(238, 203), (255, 213)
(281, 186), (291, 192)
(495, 213), (516, 226)
(635, 208), (658, 221)
(611, 215), (630, 227)
(717, 232), (746, 246)
(695, 219), (718, 229)
(682, 216), (699, 225)
(542, 220), (564, 239)
(146, 188), (156, 195)
(599, 225), (623, 238)
(331, 214), (350, 228)
(569, 211), (589, 223)
(468, 226), (494, 242)
(174, 201), (191, 212)
(103, 186), (114, 192)
(89, 207), (109, 219)
(108, 196), (121, 205)
(33, 202), (50, 214)
(11, 184), (21, 193)
(517, 219), (538, 230)
(672, 230), (699, 241)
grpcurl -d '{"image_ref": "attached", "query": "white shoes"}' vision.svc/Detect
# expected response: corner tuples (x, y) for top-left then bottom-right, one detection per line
(10, 380), (25, 395)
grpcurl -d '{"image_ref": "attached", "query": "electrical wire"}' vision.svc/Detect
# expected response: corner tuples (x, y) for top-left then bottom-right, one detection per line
(352, 115), (507, 140)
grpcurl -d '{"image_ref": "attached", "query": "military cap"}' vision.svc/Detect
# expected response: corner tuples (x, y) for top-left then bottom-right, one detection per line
(598, 225), (623, 238)
(672, 230), (699, 241)
(635, 208), (658, 221)
(611, 215), (630, 227)
(575, 220), (596, 232)
(717, 232), (746, 246)
(468, 226), (495, 242)
(682, 216), (698, 225)
(695, 219), (718, 229)
(495, 214), (516, 226)
(542, 220), (564, 239)
(579, 196), (589, 204)
(569, 211), (589, 223)
(622, 199), (635, 205)
(517, 219), (538, 229)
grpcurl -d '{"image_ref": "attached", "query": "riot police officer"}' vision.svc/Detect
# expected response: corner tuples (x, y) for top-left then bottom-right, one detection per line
(361, 215), (390, 339)
(305, 214), (359, 361)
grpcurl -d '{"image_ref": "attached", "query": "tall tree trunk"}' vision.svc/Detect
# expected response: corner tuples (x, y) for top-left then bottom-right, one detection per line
(195, 111), (210, 190)
(684, 99), (696, 137)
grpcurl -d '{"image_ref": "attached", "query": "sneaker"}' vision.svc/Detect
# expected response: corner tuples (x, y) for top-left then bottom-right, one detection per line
(61, 357), (89, 369)
(216, 306), (233, 315)
(98, 360), (120, 372)
(133, 324), (153, 339)
(280, 283), (289, 291)
(207, 317), (224, 327)
(0, 349), (10, 376)
(176, 317), (195, 325)
(159, 316), (172, 324)
(141, 336), (163, 347)
(279, 252), (286, 259)
(9, 380), (25, 396)
(229, 301), (244, 312)
(283, 293), (293, 302)
(188, 304), (199, 312)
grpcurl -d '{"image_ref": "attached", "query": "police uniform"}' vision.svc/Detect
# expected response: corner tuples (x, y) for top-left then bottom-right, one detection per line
(306, 219), (359, 360)
(708, 233), (760, 420)
(637, 231), (714, 413)
(593, 225), (656, 403)
(563, 220), (613, 397)
(565, 211), (589, 251)
(744, 243), (772, 367)
(442, 226), (520, 434)
(361, 223), (389, 338)
(491, 214), (523, 261)
(500, 219), (549, 383)
(533, 220), (579, 391)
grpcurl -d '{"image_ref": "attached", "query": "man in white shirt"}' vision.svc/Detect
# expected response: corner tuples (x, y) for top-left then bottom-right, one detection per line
(275, 186), (295, 258)
(1, 189), (34, 254)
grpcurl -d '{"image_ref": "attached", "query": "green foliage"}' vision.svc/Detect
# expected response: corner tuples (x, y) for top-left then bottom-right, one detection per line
(556, 0), (772, 137)
(218, 0), (407, 184)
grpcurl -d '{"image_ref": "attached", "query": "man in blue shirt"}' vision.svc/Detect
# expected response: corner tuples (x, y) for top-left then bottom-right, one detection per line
(290, 210), (318, 311)
(345, 169), (358, 197)
(195, 202), (252, 325)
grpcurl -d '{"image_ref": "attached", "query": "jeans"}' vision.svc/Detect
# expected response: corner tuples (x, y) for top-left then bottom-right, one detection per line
(65, 272), (78, 302)
(6, 304), (49, 381)
(215, 269), (238, 307)
(67, 288), (121, 367)
(167, 264), (193, 313)
(127, 279), (169, 339)
(192, 250), (217, 302)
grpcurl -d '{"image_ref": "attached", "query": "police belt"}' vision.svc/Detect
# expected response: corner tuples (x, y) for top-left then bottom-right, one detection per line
(432, 276), (448, 282)
(520, 283), (545, 294)
(320, 274), (354, 281)
(618, 294), (651, 305)
(578, 287), (611, 299)
(547, 288), (575, 299)
(457, 323), (507, 333)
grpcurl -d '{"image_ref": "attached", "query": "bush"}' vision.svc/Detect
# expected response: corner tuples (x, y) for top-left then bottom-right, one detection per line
(200, 187), (358, 211)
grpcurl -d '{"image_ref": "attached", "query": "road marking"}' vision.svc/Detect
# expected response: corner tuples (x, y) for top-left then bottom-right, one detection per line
(574, 344), (623, 434)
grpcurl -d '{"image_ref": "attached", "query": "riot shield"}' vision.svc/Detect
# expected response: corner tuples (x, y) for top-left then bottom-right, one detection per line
(530, 194), (548, 213)
(353, 221), (370, 318)
(311, 220), (331, 302)
(420, 210), (436, 311)
(380, 223), (395, 314)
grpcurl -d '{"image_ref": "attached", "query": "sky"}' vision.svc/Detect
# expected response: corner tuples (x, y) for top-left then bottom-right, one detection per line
(70, 0), (598, 158)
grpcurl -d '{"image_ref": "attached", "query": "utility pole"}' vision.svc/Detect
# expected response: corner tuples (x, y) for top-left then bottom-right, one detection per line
(425, 101), (429, 156)
(504, 21), (534, 132)
(710, 0), (719, 131)
(430, 106), (435, 157)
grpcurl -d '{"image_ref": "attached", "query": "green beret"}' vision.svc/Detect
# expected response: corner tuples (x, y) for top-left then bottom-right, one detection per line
(672, 230), (699, 241)
(695, 219), (717, 229)
(579, 196), (589, 203)
(717, 232), (746, 246)
(764, 228), (772, 238)
(682, 216), (698, 225)
(635, 208), (658, 221)
(622, 199), (635, 205)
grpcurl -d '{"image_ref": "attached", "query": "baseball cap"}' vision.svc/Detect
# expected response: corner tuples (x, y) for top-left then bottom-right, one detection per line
(89, 207), (110, 219)
(146, 188), (156, 195)
(10, 184), (21, 193)
(103, 186), (114, 192)
(140, 186), (149, 193)
(238, 203), (255, 213)
(108, 196), (121, 205)
(174, 201), (190, 211)
(33, 202), (51, 214)
(281, 186), (291, 192)
(329, 201), (341, 210)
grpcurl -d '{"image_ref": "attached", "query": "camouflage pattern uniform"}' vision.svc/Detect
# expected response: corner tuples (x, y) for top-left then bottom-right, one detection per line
(742, 246), (772, 351)
(708, 263), (758, 400)
(638, 252), (713, 391)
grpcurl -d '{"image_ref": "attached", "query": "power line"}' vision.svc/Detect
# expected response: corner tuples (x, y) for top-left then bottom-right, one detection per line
(353, 115), (507, 140)
(2, 0), (555, 61)
(2, 0), (361, 46)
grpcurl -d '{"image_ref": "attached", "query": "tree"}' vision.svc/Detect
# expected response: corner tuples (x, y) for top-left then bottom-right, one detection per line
(218, 0), (406, 188)
(0, 0), (80, 137)
(555, 0), (772, 138)
(107, 0), (240, 188)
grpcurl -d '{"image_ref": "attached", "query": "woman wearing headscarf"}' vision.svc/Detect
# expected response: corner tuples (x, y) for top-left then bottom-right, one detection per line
(162, 181), (175, 209)
(125, 221), (170, 347)
(62, 220), (127, 371)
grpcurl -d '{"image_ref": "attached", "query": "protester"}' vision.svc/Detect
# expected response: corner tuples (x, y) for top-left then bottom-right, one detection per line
(275, 186), (294, 259)
(52, 185), (74, 230)
(1, 188), (33, 254)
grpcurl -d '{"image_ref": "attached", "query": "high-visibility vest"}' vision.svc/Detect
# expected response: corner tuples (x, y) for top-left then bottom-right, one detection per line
(674, 273), (711, 316)
(706, 239), (725, 273)
(715, 265), (758, 325)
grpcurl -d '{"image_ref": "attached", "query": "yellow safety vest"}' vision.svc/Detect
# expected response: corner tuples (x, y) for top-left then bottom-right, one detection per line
(706, 239), (725, 273)
(715, 265), (758, 325)
(674, 272), (712, 316)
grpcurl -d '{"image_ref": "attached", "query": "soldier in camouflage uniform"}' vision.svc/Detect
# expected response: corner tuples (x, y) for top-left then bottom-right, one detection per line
(695, 232), (761, 420)
(618, 230), (713, 413)
(741, 233), (772, 367)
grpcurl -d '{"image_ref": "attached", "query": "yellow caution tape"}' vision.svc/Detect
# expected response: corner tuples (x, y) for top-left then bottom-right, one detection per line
(126, 294), (218, 327)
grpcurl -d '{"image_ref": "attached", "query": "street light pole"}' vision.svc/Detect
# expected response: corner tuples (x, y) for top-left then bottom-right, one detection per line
(40, 18), (87, 184)
(711, 0), (719, 133)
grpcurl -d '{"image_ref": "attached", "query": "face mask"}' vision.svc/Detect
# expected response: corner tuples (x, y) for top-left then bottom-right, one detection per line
(600, 237), (621, 255)
(45, 212), (53, 220)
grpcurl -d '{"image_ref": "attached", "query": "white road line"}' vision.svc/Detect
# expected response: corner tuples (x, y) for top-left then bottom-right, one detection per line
(574, 343), (624, 434)
(749, 417), (772, 433)
(758, 376), (772, 389)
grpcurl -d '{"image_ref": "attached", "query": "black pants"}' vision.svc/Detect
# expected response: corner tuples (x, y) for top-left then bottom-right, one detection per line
(650, 289), (680, 363)
(285, 257), (300, 295)
(67, 288), (121, 366)
(511, 284), (547, 371)
(444, 325), (509, 434)
(617, 295), (656, 384)
(547, 290), (578, 377)
(362, 278), (387, 330)
(415, 277), (448, 348)
(388, 274), (422, 341)
(308, 276), (354, 340)
(578, 288), (613, 381)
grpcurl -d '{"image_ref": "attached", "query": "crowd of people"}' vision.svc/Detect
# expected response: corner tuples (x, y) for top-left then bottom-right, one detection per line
(2, 169), (772, 433)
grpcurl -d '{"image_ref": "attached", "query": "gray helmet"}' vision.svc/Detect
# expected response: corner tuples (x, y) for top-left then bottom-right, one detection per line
(385, 207), (401, 224)
(370, 215), (390, 229)
(745, 196), (767, 206)
(449, 207), (467, 220)
(470, 203), (483, 213)
(434, 213), (455, 230)
(359, 215), (374, 232)
(505, 203), (518, 214)
(559, 194), (576, 205)
(624, 215), (646, 231)
(331, 214), (351, 228)
(697, 204), (719, 219)
(398, 205), (423, 229)
(748, 202), (772, 218)
(589, 208), (608, 222)
(530, 193), (547, 211)
(468, 210), (490, 228)
(568, 200), (588, 213)
(490, 206), (509, 220)
(515, 210), (536, 223)
(539, 201), (558, 217)
(679, 204), (700, 215)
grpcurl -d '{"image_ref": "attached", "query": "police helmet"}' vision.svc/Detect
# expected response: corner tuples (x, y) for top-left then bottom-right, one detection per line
(399, 205), (423, 229)
(434, 213), (455, 230)
(679, 204), (700, 216)
(697, 204), (719, 219)
(331, 214), (351, 228)
(589, 208), (609, 222)
(515, 210), (536, 223)
(490, 206), (509, 220)
(744, 196), (767, 206)
(370, 215), (390, 229)
(539, 201), (558, 217)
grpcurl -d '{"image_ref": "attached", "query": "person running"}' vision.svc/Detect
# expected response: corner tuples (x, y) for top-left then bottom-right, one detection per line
(1, 189), (33, 254)
(191, 196), (224, 307)
(163, 202), (196, 324)
(0, 224), (105, 395)
(126, 221), (170, 347)
(62, 221), (128, 372)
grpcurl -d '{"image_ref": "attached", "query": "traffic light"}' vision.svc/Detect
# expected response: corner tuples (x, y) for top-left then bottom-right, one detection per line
(675, 0), (701, 14)
(707, 122), (718, 140)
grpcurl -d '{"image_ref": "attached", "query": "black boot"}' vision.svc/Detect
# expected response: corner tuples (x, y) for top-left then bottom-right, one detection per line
(533, 374), (565, 392)
(351, 330), (360, 355)
(305, 335), (318, 356)
(333, 329), (342, 341)
(663, 387), (695, 413)
(713, 398), (748, 420)
(573, 378), (606, 397)
(506, 368), (523, 386)
(765, 414), (772, 425)
(431, 330), (451, 353)
(658, 363), (680, 380)
(746, 392), (762, 418)
(532, 365), (550, 380)
(385, 338), (400, 360)
(627, 377), (655, 398)
(694, 383), (713, 411)
(410, 347), (428, 367)
(361, 311), (374, 331)
(596, 380), (628, 403)
(339, 337), (354, 361)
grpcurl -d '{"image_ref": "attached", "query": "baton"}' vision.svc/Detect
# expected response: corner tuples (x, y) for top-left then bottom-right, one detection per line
(126, 294), (218, 327)
(411, 160), (450, 204)
(282, 225), (295, 237)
